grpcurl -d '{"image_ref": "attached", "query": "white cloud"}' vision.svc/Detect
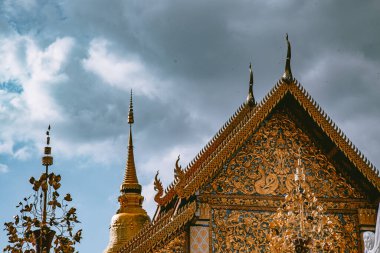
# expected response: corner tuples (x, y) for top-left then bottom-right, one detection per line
(0, 164), (9, 173)
(56, 136), (125, 165)
(0, 35), (75, 163)
(82, 38), (159, 98)
(142, 180), (157, 218)
(23, 36), (74, 121)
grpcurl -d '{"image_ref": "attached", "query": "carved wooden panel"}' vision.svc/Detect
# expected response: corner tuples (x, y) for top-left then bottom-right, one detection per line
(202, 110), (364, 199)
(211, 209), (360, 253)
(154, 232), (185, 253)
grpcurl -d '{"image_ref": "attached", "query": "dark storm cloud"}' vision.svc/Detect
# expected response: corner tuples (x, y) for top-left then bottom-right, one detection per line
(2, 0), (379, 166)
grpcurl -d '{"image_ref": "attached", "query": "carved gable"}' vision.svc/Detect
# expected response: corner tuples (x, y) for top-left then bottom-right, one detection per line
(202, 108), (364, 199)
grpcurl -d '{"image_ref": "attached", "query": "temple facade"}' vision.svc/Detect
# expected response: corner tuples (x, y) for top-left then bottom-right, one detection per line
(105, 37), (380, 252)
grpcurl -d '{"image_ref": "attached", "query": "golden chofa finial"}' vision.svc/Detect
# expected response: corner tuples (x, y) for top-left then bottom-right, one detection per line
(42, 125), (53, 166)
(246, 63), (256, 107)
(282, 33), (293, 83)
(128, 90), (134, 125)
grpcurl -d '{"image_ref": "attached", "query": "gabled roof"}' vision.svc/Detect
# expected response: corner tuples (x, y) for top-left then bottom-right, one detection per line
(154, 77), (380, 208)
(120, 72), (380, 253)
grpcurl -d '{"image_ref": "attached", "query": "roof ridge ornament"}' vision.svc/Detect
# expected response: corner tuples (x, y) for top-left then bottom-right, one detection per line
(154, 171), (164, 204)
(246, 63), (256, 107)
(282, 33), (293, 83)
(174, 155), (185, 198)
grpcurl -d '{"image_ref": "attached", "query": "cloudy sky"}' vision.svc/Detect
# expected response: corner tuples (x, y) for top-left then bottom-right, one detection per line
(0, 0), (379, 251)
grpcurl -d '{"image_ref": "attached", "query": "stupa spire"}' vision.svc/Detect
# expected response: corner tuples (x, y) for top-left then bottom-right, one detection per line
(121, 90), (141, 194)
(246, 63), (256, 107)
(282, 33), (293, 83)
(104, 90), (150, 253)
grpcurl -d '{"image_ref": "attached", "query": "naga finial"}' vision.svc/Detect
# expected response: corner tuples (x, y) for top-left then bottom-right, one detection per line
(154, 170), (165, 205)
(282, 33), (293, 83)
(246, 63), (256, 107)
(173, 155), (186, 198)
(174, 155), (184, 182)
(154, 171), (163, 194)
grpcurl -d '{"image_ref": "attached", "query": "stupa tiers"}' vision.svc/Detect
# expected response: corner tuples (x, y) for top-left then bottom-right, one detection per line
(104, 91), (150, 253)
(106, 36), (380, 252)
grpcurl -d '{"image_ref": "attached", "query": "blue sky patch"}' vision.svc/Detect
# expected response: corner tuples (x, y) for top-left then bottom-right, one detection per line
(0, 80), (23, 94)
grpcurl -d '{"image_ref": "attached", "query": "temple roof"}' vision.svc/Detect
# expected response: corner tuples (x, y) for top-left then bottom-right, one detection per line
(118, 38), (380, 252)
(118, 75), (380, 252)
(153, 77), (379, 206)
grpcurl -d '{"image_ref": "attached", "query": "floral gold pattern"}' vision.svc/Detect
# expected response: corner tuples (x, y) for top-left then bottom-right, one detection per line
(211, 209), (359, 252)
(202, 110), (364, 199)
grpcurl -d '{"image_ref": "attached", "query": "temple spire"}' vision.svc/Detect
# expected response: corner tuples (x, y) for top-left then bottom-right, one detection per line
(104, 90), (150, 253)
(282, 33), (293, 83)
(121, 90), (141, 194)
(246, 63), (256, 107)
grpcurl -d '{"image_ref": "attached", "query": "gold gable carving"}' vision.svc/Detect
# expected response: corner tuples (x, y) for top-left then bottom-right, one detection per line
(211, 209), (360, 252)
(202, 109), (364, 199)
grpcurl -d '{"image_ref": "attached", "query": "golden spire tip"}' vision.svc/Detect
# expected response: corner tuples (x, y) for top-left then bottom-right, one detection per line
(128, 90), (134, 125)
(121, 90), (141, 194)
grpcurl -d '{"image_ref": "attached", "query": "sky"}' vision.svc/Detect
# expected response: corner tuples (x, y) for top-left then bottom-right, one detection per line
(0, 0), (379, 251)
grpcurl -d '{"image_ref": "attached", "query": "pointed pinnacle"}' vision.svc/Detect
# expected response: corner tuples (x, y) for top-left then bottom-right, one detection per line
(42, 125), (53, 166)
(123, 126), (139, 186)
(282, 33), (293, 83)
(246, 63), (256, 107)
(121, 92), (141, 194)
(46, 125), (50, 145)
(249, 63), (253, 85)
(128, 90), (134, 125)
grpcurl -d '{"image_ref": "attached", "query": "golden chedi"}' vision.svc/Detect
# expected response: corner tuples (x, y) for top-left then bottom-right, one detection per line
(104, 91), (150, 253)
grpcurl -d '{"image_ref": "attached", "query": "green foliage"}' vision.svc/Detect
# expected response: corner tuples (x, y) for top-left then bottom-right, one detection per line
(3, 172), (82, 252)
